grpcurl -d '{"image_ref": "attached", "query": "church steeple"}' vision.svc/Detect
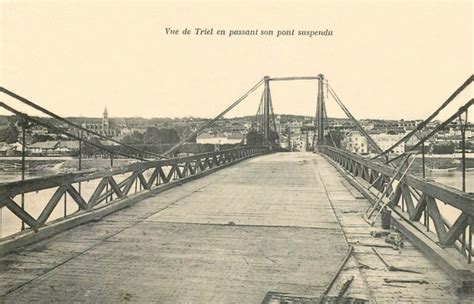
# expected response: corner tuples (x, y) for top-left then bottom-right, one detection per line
(102, 107), (109, 131)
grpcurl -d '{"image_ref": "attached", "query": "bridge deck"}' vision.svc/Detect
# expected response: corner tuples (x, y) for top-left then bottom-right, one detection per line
(0, 153), (469, 303)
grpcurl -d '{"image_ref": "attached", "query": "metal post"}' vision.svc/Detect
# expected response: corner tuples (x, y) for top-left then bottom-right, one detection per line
(421, 141), (426, 179)
(462, 230), (466, 257)
(424, 208), (427, 227)
(78, 131), (82, 195)
(426, 207), (430, 232)
(287, 127), (291, 151)
(263, 76), (270, 144)
(63, 192), (67, 218)
(315, 87), (320, 149)
(110, 153), (114, 202)
(469, 219), (472, 264)
(20, 119), (26, 230)
(459, 113), (467, 192)
(461, 128), (466, 192)
(79, 133), (82, 171)
(21, 121), (26, 181)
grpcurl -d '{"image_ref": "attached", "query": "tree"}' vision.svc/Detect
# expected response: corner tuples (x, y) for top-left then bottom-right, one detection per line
(246, 130), (279, 146)
(461, 140), (474, 150)
(301, 125), (315, 132)
(0, 123), (19, 143)
(177, 125), (196, 143)
(268, 130), (279, 145)
(121, 131), (144, 145)
(431, 142), (455, 154)
(246, 130), (264, 145)
(32, 134), (56, 143)
(324, 130), (344, 148)
(81, 138), (102, 157)
(143, 127), (180, 144)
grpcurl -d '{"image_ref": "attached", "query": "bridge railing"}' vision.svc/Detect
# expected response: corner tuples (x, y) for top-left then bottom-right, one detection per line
(0, 145), (269, 240)
(320, 146), (474, 263)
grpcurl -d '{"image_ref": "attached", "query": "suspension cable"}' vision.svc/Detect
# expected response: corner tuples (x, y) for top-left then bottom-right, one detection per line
(387, 99), (473, 164)
(327, 84), (388, 163)
(322, 102), (337, 147)
(268, 86), (278, 134)
(322, 90), (329, 145)
(162, 77), (265, 156)
(0, 87), (166, 159)
(255, 90), (265, 133)
(372, 75), (473, 160)
(0, 101), (147, 161)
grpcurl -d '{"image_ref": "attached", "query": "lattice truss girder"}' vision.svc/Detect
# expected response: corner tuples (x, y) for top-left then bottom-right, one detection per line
(0, 147), (265, 232)
(325, 147), (473, 261)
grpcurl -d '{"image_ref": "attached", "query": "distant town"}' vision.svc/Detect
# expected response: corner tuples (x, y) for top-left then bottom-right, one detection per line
(0, 107), (472, 158)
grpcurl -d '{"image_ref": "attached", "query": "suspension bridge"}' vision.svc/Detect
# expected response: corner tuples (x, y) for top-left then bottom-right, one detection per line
(0, 75), (472, 303)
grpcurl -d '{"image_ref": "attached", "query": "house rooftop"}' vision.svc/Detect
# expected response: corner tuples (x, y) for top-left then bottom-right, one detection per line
(58, 141), (80, 149)
(29, 141), (59, 149)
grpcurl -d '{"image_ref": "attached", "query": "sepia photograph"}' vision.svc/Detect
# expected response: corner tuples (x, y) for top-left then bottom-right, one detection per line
(0, 0), (472, 302)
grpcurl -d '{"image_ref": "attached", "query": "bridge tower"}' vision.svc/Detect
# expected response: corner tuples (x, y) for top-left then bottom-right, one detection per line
(263, 76), (270, 143)
(315, 74), (325, 148)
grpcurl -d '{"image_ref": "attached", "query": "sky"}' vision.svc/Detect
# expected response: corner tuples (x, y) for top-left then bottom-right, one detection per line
(0, 0), (472, 122)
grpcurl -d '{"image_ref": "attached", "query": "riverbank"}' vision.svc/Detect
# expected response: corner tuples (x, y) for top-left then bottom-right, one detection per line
(61, 158), (138, 171)
(0, 157), (68, 171)
(411, 157), (474, 171)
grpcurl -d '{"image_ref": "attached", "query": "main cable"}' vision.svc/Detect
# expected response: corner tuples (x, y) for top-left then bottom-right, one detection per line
(0, 87), (166, 159)
(162, 77), (265, 156)
(372, 75), (473, 160)
(327, 83), (390, 164)
(0, 101), (147, 161)
(387, 99), (473, 164)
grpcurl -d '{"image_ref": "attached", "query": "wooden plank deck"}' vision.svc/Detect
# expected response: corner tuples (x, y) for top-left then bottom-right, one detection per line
(310, 155), (472, 304)
(0, 152), (469, 303)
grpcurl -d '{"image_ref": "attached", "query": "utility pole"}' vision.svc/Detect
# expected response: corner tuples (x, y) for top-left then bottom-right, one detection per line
(20, 118), (27, 230)
(459, 113), (467, 192)
(78, 130), (82, 195)
(287, 126), (291, 151)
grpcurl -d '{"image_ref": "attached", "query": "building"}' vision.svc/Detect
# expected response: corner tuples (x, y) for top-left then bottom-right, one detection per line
(0, 142), (15, 156)
(227, 133), (245, 144)
(372, 133), (405, 154)
(196, 132), (244, 145)
(341, 131), (368, 155)
(30, 125), (49, 136)
(291, 134), (306, 151)
(196, 133), (226, 145)
(81, 108), (118, 138)
(29, 141), (60, 156)
(28, 140), (80, 156)
(341, 131), (406, 155)
(56, 141), (80, 154)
